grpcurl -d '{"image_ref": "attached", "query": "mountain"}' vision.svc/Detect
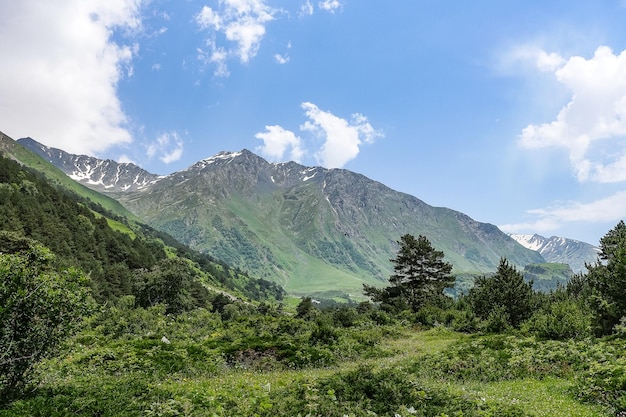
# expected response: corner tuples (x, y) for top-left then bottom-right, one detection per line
(118, 150), (545, 296)
(0, 133), (139, 221)
(16, 137), (545, 298)
(509, 233), (600, 273)
(0, 134), (284, 304)
(18, 137), (161, 192)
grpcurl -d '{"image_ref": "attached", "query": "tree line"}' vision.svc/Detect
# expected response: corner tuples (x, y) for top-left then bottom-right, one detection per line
(362, 223), (626, 338)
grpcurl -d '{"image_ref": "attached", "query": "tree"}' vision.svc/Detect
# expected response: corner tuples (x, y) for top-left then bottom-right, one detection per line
(0, 244), (93, 397)
(364, 234), (454, 312)
(467, 258), (534, 328)
(133, 258), (208, 314)
(585, 221), (626, 334)
(296, 297), (318, 320)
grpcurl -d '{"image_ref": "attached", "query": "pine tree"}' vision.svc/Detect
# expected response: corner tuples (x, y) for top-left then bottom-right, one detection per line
(468, 258), (534, 328)
(585, 220), (626, 334)
(364, 234), (454, 312)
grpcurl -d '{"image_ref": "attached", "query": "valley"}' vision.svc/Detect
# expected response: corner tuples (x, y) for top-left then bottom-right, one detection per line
(2, 131), (623, 416)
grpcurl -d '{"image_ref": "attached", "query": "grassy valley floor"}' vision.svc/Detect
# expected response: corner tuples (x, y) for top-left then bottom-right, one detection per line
(1, 326), (609, 417)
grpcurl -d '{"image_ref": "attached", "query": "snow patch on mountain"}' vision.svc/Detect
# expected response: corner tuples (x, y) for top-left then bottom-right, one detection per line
(509, 233), (600, 273)
(17, 137), (161, 192)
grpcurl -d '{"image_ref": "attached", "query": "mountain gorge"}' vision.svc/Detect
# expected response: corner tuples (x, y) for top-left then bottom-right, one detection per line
(18, 137), (546, 298)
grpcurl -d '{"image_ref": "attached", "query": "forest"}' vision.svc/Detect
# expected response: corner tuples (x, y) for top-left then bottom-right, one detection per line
(1, 153), (626, 416)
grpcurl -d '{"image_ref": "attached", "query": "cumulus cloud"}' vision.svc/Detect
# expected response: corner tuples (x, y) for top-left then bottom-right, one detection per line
(518, 46), (626, 183)
(195, 0), (275, 76)
(500, 190), (626, 235)
(301, 102), (383, 168)
(146, 131), (184, 164)
(500, 44), (566, 73)
(318, 0), (342, 13)
(117, 154), (137, 165)
(254, 103), (383, 168)
(255, 125), (304, 162)
(0, 0), (144, 155)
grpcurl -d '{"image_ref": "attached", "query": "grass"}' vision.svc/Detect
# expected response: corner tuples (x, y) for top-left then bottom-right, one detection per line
(445, 378), (607, 417)
(1, 325), (612, 416)
(139, 329), (608, 417)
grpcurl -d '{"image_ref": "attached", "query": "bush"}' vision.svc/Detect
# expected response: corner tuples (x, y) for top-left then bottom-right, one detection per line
(0, 245), (93, 398)
(522, 299), (592, 340)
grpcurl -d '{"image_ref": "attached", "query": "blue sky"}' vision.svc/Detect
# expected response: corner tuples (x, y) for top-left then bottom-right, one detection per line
(2, 1), (626, 245)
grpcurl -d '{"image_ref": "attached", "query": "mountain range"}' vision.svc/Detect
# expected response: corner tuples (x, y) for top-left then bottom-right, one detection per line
(11, 135), (597, 298)
(509, 233), (600, 273)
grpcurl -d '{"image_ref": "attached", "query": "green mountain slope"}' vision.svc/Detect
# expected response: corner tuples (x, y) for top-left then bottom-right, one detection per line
(0, 137), (284, 304)
(523, 262), (574, 292)
(0, 132), (138, 221)
(115, 150), (544, 297)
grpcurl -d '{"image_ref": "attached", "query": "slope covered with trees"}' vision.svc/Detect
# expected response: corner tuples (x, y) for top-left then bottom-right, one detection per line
(0, 153), (284, 304)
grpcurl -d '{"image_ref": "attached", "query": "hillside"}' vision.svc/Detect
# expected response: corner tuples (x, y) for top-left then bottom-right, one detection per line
(116, 150), (546, 297)
(0, 132), (139, 221)
(523, 262), (574, 292)
(18, 137), (546, 298)
(0, 145), (284, 304)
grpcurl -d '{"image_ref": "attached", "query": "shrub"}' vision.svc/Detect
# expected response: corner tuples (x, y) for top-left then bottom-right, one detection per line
(522, 299), (592, 340)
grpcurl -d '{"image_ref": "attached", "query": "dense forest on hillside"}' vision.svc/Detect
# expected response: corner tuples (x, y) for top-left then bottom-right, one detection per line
(0, 154), (284, 304)
(3, 151), (626, 416)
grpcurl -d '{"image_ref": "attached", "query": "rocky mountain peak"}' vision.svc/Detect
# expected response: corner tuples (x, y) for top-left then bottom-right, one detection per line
(509, 233), (600, 273)
(17, 137), (161, 192)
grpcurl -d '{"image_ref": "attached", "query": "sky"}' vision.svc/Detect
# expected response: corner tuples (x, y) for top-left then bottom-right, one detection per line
(2, 1), (626, 245)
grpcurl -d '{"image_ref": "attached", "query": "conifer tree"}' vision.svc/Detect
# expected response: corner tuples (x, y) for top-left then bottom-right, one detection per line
(364, 234), (454, 312)
(585, 220), (626, 334)
(468, 258), (534, 328)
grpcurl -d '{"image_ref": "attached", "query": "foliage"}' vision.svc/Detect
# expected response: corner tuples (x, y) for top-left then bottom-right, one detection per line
(0, 245), (93, 397)
(467, 258), (535, 328)
(364, 234), (454, 312)
(133, 258), (209, 314)
(585, 221), (626, 335)
(522, 298), (593, 340)
(295, 296), (318, 320)
(0, 154), (284, 304)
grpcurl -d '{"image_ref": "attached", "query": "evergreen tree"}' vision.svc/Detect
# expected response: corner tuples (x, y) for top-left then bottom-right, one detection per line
(468, 258), (534, 328)
(364, 234), (454, 312)
(585, 220), (626, 334)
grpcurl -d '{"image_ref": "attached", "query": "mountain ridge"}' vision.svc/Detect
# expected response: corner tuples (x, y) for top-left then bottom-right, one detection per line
(509, 233), (600, 273)
(18, 137), (161, 192)
(17, 136), (549, 297)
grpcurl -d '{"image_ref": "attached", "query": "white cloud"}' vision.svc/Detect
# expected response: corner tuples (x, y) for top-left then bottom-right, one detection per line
(300, 102), (383, 168)
(318, 0), (342, 13)
(146, 131), (184, 164)
(300, 1), (314, 16)
(0, 0), (144, 155)
(117, 154), (137, 164)
(195, 0), (275, 76)
(255, 125), (304, 162)
(518, 46), (626, 183)
(274, 53), (290, 64)
(501, 44), (565, 73)
(255, 103), (383, 167)
(500, 190), (626, 235)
